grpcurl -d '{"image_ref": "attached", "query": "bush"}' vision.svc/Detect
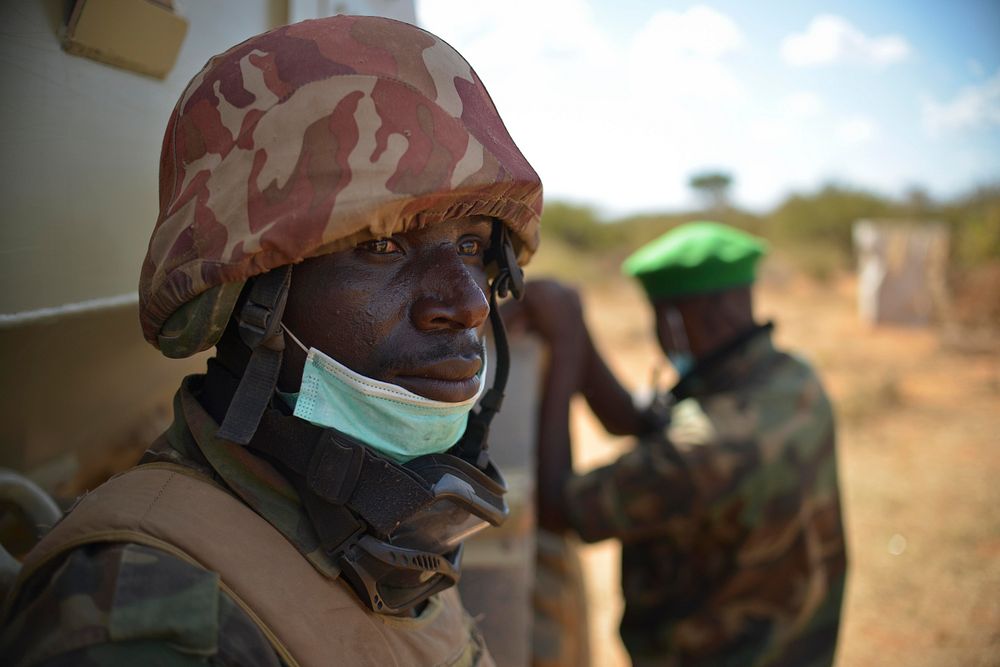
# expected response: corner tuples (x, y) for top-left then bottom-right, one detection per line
(940, 186), (1000, 268)
(539, 202), (616, 252)
(766, 184), (891, 264)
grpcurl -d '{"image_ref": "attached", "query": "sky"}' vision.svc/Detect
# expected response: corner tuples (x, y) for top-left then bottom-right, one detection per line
(416, 0), (1000, 215)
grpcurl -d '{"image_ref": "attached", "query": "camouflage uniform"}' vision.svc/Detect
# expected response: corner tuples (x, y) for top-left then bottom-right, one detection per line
(565, 325), (847, 667)
(532, 530), (591, 667)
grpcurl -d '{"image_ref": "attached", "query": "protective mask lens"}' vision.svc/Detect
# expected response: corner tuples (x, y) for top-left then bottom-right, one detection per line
(390, 498), (492, 554)
(341, 535), (461, 614)
(336, 454), (509, 614)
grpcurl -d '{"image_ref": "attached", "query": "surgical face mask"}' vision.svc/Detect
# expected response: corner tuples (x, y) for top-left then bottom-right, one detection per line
(667, 351), (695, 378)
(664, 306), (695, 378)
(280, 327), (486, 463)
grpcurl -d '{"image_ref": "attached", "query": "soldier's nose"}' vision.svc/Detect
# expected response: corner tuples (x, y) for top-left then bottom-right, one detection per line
(411, 260), (489, 333)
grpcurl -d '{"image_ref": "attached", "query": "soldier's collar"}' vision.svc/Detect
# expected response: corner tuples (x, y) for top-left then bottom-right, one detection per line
(174, 375), (342, 580)
(670, 322), (775, 400)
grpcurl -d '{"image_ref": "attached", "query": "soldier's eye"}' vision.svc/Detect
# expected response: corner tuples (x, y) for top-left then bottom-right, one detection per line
(457, 237), (483, 256)
(361, 238), (402, 255)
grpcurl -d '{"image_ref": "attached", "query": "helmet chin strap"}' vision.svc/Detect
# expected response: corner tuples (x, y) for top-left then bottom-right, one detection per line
(451, 222), (524, 469)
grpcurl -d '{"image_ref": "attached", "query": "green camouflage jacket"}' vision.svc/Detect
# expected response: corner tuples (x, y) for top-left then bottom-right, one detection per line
(564, 326), (847, 667)
(0, 376), (488, 666)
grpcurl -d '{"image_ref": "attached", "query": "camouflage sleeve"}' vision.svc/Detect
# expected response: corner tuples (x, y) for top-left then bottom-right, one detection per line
(531, 530), (590, 667)
(563, 435), (697, 544)
(1, 543), (281, 667)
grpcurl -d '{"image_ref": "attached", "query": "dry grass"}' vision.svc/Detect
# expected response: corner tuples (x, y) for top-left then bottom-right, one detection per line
(532, 259), (1000, 667)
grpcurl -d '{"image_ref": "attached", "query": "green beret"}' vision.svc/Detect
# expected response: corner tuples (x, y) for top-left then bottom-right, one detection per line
(622, 221), (767, 300)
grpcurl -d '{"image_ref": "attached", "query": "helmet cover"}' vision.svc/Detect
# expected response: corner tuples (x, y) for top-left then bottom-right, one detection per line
(139, 15), (543, 355)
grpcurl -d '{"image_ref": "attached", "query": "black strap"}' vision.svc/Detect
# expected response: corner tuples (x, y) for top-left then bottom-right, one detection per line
(217, 267), (292, 444)
(248, 409), (435, 540)
(490, 221), (524, 301)
(451, 224), (522, 468)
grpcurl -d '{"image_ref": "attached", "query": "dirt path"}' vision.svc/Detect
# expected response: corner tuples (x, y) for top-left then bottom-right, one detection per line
(567, 269), (1000, 667)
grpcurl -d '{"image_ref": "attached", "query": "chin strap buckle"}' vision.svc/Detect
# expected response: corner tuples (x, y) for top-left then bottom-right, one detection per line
(491, 223), (524, 301)
(307, 431), (366, 505)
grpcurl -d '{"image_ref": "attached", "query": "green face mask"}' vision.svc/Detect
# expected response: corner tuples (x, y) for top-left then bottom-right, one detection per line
(280, 327), (486, 463)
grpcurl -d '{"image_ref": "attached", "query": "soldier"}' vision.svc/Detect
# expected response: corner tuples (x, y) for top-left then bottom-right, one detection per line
(0, 16), (541, 666)
(517, 222), (847, 666)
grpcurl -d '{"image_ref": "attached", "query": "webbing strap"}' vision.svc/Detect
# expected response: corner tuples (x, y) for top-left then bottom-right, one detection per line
(217, 267), (292, 444)
(451, 272), (514, 468)
(249, 410), (435, 540)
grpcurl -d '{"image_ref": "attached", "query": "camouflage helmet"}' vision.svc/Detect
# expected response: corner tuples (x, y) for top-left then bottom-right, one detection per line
(139, 15), (543, 358)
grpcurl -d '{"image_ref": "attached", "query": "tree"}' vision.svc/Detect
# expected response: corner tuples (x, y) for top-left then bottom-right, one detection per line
(689, 170), (733, 211)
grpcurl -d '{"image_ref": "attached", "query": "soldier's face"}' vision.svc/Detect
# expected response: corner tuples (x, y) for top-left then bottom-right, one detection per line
(278, 216), (492, 403)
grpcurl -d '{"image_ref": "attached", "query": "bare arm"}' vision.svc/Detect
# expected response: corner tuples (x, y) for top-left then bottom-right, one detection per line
(505, 280), (649, 532)
(579, 337), (648, 436)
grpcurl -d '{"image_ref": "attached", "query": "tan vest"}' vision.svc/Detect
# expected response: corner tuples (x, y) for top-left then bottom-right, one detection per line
(15, 463), (494, 667)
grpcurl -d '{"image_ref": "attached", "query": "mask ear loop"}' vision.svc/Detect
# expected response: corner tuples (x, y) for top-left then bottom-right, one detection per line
(283, 324), (310, 355)
(452, 223), (523, 469)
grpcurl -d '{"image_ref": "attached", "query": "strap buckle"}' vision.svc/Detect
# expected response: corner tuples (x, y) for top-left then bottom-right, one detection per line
(237, 267), (291, 350)
(307, 431), (365, 505)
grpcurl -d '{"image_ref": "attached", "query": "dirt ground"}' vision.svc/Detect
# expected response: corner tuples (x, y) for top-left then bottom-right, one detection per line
(563, 264), (1000, 667)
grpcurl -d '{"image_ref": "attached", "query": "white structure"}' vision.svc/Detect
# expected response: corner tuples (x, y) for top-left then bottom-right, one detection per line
(853, 220), (950, 326)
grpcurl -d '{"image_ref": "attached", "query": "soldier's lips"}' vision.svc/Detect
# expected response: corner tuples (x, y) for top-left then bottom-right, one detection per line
(393, 357), (483, 403)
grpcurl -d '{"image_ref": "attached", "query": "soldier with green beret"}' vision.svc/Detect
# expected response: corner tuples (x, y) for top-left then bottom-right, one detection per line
(514, 222), (847, 666)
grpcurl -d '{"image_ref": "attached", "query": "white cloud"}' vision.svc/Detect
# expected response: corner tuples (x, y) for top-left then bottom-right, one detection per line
(418, 2), (752, 210)
(633, 5), (743, 60)
(781, 15), (911, 68)
(922, 70), (1000, 136)
(629, 6), (745, 101)
(782, 91), (824, 117)
(837, 116), (878, 144)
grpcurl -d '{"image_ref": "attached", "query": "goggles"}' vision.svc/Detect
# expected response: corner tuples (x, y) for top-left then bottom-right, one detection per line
(338, 453), (507, 614)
